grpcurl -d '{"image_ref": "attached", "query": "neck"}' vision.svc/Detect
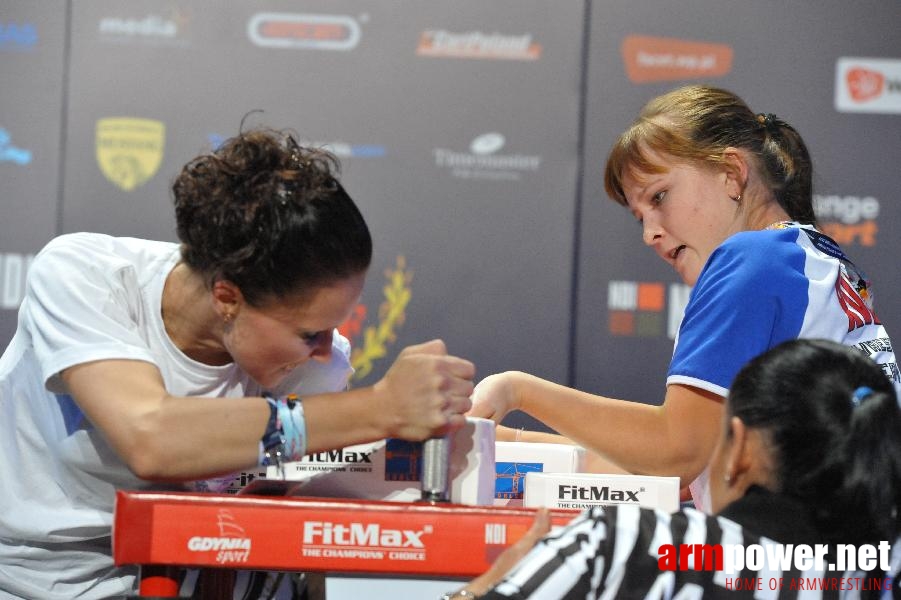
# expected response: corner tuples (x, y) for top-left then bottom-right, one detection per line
(161, 263), (232, 365)
(746, 198), (792, 231)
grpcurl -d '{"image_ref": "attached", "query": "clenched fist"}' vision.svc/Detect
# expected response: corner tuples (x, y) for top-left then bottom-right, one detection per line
(373, 339), (475, 440)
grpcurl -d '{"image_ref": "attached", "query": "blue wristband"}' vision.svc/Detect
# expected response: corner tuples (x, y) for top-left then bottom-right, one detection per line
(261, 395), (284, 451)
(261, 393), (307, 467)
(277, 394), (307, 460)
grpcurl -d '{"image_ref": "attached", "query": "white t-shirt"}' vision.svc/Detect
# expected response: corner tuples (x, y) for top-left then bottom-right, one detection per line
(0, 233), (353, 599)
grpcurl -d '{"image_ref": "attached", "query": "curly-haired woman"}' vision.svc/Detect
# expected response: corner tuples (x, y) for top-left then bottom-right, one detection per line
(0, 128), (475, 598)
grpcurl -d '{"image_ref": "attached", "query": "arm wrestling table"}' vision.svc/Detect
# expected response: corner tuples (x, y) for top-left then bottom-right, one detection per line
(113, 489), (579, 598)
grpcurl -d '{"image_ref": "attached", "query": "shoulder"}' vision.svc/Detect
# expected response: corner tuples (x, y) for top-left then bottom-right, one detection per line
(31, 233), (178, 279)
(35, 232), (175, 263)
(696, 227), (809, 292)
(715, 227), (805, 267)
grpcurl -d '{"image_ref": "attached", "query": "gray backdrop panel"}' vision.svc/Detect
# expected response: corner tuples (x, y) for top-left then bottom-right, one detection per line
(0, 2), (67, 344)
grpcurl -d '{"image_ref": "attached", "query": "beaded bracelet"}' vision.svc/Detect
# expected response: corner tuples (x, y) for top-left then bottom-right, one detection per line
(261, 393), (307, 479)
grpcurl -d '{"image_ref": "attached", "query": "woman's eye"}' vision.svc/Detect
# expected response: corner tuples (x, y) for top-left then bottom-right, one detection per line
(652, 190), (666, 204)
(300, 331), (321, 344)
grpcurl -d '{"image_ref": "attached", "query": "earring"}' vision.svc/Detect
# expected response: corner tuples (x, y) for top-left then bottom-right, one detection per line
(730, 194), (742, 202)
(723, 473), (732, 484)
(223, 313), (233, 324)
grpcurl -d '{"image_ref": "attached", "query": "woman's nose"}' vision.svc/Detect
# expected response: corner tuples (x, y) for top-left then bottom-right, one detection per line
(642, 221), (663, 246)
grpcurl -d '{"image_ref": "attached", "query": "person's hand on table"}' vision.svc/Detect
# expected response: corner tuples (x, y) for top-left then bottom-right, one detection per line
(468, 372), (520, 424)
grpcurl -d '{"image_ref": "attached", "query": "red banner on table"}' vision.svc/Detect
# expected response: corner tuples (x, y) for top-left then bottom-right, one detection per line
(113, 491), (579, 577)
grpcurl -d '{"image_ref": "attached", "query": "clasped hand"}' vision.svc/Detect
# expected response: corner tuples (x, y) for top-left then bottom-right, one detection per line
(375, 339), (476, 440)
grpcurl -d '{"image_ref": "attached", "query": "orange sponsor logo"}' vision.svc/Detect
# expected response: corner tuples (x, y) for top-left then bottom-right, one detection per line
(819, 222), (878, 248)
(846, 67), (884, 102)
(621, 35), (733, 83)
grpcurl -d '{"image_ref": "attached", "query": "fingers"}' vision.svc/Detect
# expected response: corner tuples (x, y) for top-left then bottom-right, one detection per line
(525, 507), (552, 540)
(441, 411), (470, 434)
(444, 393), (473, 418)
(504, 508), (550, 560)
(400, 338), (448, 357)
(442, 355), (476, 379)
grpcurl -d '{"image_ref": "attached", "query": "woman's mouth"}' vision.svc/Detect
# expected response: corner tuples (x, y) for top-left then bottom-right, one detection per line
(669, 245), (686, 262)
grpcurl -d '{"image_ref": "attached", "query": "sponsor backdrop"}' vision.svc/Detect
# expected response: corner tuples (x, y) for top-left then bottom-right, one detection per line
(2, 1), (900, 431)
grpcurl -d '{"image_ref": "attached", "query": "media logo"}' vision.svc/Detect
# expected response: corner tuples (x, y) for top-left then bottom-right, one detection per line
(434, 133), (542, 181)
(0, 252), (34, 310)
(0, 21), (37, 51)
(495, 462), (543, 500)
(417, 30), (541, 61)
(0, 129), (32, 165)
(97, 11), (190, 45)
(247, 13), (361, 51)
(186, 509), (251, 564)
(96, 117), (165, 191)
(847, 68), (883, 102)
(836, 58), (901, 114)
(814, 194), (879, 247)
(608, 281), (689, 339)
(621, 35), (733, 83)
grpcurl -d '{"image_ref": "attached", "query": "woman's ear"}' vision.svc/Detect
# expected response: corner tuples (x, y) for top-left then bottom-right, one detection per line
(727, 416), (778, 494)
(722, 147), (749, 199)
(211, 279), (244, 320)
(724, 416), (749, 483)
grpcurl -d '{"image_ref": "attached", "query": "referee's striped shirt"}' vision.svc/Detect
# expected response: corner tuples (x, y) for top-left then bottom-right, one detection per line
(480, 494), (896, 599)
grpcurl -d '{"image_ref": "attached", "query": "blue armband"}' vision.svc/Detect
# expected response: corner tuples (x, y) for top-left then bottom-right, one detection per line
(260, 393), (307, 478)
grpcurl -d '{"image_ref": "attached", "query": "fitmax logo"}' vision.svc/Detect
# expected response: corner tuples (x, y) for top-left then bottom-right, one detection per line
(558, 485), (642, 503)
(303, 522), (430, 548)
(304, 448), (373, 463)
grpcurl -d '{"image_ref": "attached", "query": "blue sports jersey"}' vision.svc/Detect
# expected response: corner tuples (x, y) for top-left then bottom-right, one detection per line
(669, 222), (898, 396)
(669, 222), (898, 512)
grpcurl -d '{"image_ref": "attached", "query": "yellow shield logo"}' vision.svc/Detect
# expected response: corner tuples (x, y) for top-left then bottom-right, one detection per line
(95, 117), (165, 191)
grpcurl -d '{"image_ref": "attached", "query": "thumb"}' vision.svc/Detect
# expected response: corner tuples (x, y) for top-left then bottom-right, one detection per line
(466, 400), (497, 420)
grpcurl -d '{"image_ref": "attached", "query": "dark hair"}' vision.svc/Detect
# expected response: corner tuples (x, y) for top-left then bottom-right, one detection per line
(727, 338), (901, 546)
(172, 128), (372, 306)
(604, 85), (815, 224)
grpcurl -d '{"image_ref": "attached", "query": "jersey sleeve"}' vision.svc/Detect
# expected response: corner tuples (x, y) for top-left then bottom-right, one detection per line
(667, 231), (810, 395)
(20, 234), (157, 393)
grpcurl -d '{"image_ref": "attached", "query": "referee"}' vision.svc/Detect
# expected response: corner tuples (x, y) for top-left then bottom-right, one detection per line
(450, 339), (901, 599)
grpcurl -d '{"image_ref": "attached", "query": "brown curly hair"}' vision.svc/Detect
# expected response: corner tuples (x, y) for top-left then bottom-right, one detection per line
(172, 128), (372, 306)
